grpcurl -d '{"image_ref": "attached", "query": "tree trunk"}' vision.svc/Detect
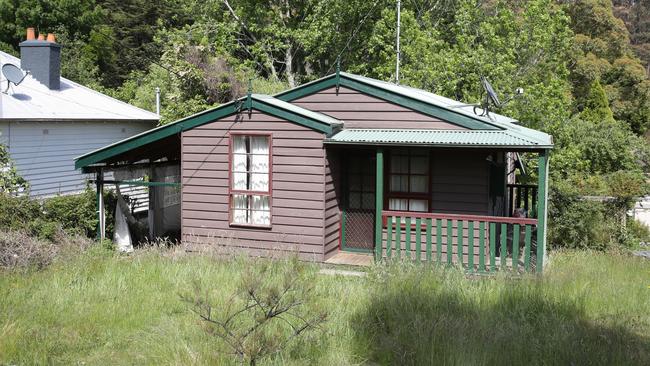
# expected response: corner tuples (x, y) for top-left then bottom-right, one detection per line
(285, 43), (295, 88)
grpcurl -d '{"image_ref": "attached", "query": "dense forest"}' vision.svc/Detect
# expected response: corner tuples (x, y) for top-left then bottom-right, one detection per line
(1, 0), (649, 247)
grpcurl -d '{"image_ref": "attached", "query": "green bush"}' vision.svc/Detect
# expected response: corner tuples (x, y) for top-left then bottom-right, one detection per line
(548, 193), (617, 250)
(44, 189), (103, 238)
(0, 188), (116, 241)
(0, 194), (42, 231)
(626, 218), (650, 247)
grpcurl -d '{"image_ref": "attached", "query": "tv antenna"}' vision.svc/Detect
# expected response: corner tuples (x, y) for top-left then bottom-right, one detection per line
(2, 63), (28, 94)
(473, 76), (523, 117)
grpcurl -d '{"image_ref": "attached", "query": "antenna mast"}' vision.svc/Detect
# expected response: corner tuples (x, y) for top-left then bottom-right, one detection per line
(396, 0), (401, 84)
(155, 87), (161, 116)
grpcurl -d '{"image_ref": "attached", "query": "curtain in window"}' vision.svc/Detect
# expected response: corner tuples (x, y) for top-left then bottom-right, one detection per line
(250, 136), (269, 192)
(389, 198), (408, 211)
(232, 136), (248, 190)
(252, 195), (270, 225)
(232, 194), (248, 224)
(409, 199), (428, 212)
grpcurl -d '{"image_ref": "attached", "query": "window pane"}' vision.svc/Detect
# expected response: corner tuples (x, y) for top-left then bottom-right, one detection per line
(349, 193), (361, 209)
(232, 194), (249, 224)
(390, 175), (408, 192)
(361, 193), (375, 209)
(232, 136), (249, 190)
(410, 176), (427, 193)
(389, 198), (408, 211)
(391, 155), (408, 174)
(251, 195), (270, 225)
(349, 174), (361, 190)
(411, 156), (428, 174)
(409, 199), (428, 212)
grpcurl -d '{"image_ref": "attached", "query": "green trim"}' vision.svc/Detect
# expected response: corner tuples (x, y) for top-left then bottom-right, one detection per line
(340, 210), (347, 249)
(276, 73), (501, 130)
(374, 148), (384, 261)
(512, 224), (520, 271)
(339, 78), (500, 130)
(75, 96), (337, 170)
(276, 75), (337, 101)
(117, 180), (179, 187)
(339, 210), (374, 254)
(75, 103), (238, 169)
(95, 171), (102, 241)
(536, 149), (549, 273)
(253, 100), (333, 135)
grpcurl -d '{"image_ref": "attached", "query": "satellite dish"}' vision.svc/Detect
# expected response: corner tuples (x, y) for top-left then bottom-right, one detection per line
(473, 76), (523, 118)
(2, 63), (27, 93)
(481, 76), (501, 108)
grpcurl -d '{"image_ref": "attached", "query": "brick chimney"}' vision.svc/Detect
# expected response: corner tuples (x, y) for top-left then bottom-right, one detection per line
(19, 28), (61, 90)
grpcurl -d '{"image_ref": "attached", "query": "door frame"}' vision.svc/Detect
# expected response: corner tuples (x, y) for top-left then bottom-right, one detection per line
(339, 151), (376, 253)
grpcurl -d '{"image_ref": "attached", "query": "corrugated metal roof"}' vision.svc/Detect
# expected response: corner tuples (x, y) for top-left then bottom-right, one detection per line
(325, 129), (553, 149)
(0, 51), (159, 121)
(340, 72), (518, 125)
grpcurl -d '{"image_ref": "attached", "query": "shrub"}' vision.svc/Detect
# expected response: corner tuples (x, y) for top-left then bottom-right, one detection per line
(0, 188), (116, 241)
(182, 257), (328, 365)
(548, 178), (631, 250)
(0, 229), (92, 270)
(44, 188), (106, 238)
(0, 194), (42, 231)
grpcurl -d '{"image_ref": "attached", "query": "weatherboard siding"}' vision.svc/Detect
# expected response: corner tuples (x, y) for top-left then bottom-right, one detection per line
(431, 150), (489, 215)
(0, 120), (153, 197)
(181, 111), (327, 260)
(291, 86), (468, 130)
(324, 150), (341, 259)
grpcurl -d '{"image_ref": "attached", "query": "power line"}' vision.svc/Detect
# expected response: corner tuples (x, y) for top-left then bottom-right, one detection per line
(326, 0), (383, 74)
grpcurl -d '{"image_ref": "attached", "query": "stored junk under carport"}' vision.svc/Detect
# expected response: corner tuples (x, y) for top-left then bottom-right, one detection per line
(75, 71), (552, 273)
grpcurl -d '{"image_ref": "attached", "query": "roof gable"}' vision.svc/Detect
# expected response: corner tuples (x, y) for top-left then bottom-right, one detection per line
(74, 95), (341, 169)
(275, 73), (507, 130)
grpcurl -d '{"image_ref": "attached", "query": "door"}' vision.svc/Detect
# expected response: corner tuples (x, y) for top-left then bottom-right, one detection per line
(341, 153), (375, 252)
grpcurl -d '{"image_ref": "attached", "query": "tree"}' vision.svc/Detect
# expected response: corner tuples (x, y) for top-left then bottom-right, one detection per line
(182, 257), (327, 365)
(565, 0), (650, 134)
(0, 144), (28, 195)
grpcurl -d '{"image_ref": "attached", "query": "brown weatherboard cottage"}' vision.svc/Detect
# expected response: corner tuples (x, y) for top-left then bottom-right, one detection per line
(75, 72), (553, 273)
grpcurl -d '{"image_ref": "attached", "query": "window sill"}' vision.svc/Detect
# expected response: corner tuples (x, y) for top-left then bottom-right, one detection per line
(229, 223), (273, 230)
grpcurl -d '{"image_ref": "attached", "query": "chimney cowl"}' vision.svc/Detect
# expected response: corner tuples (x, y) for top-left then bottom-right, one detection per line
(26, 28), (35, 40)
(19, 37), (62, 90)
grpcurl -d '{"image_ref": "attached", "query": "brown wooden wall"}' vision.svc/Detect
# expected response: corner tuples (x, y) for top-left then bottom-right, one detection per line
(291, 87), (468, 130)
(181, 111), (327, 261)
(324, 149), (341, 259)
(431, 150), (489, 216)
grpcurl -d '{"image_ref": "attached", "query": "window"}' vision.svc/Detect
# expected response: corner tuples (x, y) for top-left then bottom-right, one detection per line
(230, 134), (271, 226)
(387, 148), (430, 212)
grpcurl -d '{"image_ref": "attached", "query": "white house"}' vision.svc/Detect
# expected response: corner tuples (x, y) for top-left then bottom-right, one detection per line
(0, 31), (159, 197)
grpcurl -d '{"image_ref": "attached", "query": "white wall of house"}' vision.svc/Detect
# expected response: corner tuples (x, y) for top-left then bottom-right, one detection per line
(0, 120), (153, 197)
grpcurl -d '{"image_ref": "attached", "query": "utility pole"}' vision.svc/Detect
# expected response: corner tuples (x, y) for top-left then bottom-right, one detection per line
(155, 87), (161, 116)
(396, 0), (401, 85)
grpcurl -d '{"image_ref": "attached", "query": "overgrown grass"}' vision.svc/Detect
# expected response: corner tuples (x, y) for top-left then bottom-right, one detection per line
(1, 247), (648, 365)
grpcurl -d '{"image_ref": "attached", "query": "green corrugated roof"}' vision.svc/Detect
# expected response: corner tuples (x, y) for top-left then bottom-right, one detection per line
(339, 72), (519, 126)
(324, 129), (553, 149)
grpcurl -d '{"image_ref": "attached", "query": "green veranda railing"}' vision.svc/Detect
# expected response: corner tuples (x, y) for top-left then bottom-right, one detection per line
(381, 211), (539, 273)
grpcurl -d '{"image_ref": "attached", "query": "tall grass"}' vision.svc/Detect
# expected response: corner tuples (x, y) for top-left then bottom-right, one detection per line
(1, 247), (648, 365)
